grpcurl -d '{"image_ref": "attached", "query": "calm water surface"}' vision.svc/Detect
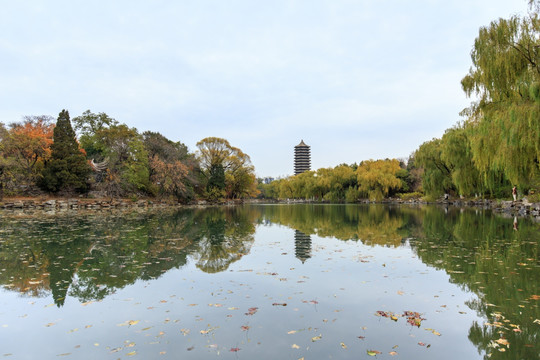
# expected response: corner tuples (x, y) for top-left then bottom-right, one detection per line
(0, 204), (538, 359)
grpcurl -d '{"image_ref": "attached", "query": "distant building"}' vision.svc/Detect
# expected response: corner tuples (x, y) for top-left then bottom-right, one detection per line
(294, 140), (311, 175)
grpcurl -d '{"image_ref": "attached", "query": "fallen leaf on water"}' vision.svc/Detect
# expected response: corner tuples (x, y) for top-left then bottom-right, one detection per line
(272, 303), (287, 306)
(230, 347), (241, 352)
(397, 291), (404, 295)
(357, 336), (365, 340)
(45, 322), (55, 327)
(159, 351), (166, 355)
(418, 342), (426, 346)
(126, 351), (136, 356)
(340, 342), (347, 349)
(311, 334), (322, 342)
(245, 307), (258, 316)
(292, 344), (300, 349)
(288, 330), (297, 334)
(57, 353), (71, 356)
(495, 338), (509, 347)
(187, 346), (194, 351)
(180, 329), (190, 336)
(241, 325), (250, 331)
(389, 351), (398, 356)
(128, 320), (139, 326)
(367, 350), (381, 356)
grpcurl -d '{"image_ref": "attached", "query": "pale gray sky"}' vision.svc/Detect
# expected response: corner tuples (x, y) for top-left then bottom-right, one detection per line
(0, 0), (529, 177)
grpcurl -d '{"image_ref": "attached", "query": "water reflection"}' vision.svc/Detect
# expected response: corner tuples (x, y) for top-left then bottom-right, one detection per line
(294, 230), (312, 263)
(0, 207), (257, 306)
(0, 204), (538, 359)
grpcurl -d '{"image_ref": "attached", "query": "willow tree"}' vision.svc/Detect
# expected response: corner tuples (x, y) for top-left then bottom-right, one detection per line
(440, 125), (483, 196)
(415, 139), (454, 198)
(356, 159), (402, 201)
(461, 1), (540, 189)
(196, 137), (258, 200)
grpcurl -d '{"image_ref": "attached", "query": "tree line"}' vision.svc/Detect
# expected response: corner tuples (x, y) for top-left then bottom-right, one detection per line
(0, 1), (538, 202)
(261, 1), (539, 202)
(0, 109), (258, 202)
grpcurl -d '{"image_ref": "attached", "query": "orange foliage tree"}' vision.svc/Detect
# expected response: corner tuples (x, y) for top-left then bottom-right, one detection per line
(5, 116), (54, 187)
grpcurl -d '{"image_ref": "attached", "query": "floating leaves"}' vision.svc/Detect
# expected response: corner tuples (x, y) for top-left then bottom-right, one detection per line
(117, 320), (139, 327)
(311, 334), (322, 342)
(367, 350), (381, 356)
(245, 307), (258, 316)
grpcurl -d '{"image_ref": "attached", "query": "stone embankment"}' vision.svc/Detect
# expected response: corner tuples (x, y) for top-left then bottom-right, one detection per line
(0, 198), (180, 210)
(393, 198), (540, 219)
(263, 197), (540, 220)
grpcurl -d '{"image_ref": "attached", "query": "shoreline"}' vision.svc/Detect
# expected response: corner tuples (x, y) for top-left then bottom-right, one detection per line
(1, 196), (539, 221)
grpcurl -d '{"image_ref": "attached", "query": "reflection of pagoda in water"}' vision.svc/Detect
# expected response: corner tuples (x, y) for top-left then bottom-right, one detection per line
(294, 230), (312, 263)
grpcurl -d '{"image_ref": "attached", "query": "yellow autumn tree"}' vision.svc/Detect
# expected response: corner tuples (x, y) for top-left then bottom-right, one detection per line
(356, 159), (402, 201)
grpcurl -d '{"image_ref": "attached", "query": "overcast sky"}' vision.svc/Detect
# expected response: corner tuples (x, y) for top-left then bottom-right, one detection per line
(0, 0), (529, 177)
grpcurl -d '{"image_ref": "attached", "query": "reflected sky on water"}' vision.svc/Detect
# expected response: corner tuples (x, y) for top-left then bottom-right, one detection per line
(0, 204), (538, 359)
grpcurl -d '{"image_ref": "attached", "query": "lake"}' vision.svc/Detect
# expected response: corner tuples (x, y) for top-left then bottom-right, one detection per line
(0, 204), (538, 359)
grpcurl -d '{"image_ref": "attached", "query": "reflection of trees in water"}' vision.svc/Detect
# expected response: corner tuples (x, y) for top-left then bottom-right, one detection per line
(0, 207), (257, 304)
(190, 207), (256, 273)
(408, 207), (540, 360)
(294, 230), (311, 263)
(258, 204), (409, 247)
(251, 204), (540, 359)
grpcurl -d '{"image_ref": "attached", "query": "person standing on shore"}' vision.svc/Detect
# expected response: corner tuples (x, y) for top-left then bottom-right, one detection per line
(512, 186), (517, 202)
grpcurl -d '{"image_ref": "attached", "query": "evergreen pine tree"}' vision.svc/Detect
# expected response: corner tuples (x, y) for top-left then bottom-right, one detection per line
(41, 109), (90, 192)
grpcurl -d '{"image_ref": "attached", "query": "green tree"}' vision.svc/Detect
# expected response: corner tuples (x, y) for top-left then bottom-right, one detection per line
(41, 110), (90, 193)
(142, 131), (198, 201)
(196, 137), (258, 200)
(98, 124), (150, 196)
(461, 2), (540, 190)
(414, 139), (454, 198)
(0, 123), (14, 199)
(142, 131), (189, 163)
(356, 159), (403, 201)
(72, 110), (118, 161)
(440, 125), (483, 196)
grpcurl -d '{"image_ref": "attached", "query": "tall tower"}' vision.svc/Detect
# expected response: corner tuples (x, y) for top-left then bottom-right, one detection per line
(294, 140), (311, 175)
